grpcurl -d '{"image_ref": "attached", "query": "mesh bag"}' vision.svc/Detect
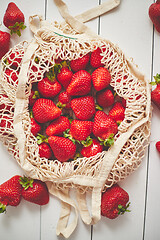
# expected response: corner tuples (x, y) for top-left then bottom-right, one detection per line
(0, 0), (151, 238)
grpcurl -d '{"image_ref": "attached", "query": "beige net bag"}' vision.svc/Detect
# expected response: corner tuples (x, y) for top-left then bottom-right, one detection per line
(0, 0), (151, 238)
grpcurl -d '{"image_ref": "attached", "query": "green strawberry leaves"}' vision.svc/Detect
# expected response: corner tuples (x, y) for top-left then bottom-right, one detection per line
(19, 176), (34, 190)
(0, 203), (6, 213)
(9, 22), (26, 37)
(150, 73), (160, 86)
(98, 133), (114, 147)
(118, 202), (131, 215)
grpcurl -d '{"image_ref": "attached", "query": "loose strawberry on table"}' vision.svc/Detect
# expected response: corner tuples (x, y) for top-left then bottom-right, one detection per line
(150, 73), (160, 109)
(0, 175), (22, 213)
(3, 2), (26, 36)
(149, 0), (160, 33)
(0, 31), (10, 60)
(156, 141), (160, 153)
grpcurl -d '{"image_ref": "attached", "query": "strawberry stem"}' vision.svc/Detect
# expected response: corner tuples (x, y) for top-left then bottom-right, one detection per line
(81, 136), (93, 147)
(0, 203), (6, 213)
(98, 134), (114, 147)
(19, 176), (34, 190)
(118, 202), (131, 215)
(9, 22), (26, 37)
(37, 134), (48, 144)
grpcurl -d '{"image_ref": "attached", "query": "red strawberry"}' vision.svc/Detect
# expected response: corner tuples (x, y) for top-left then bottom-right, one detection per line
(96, 88), (114, 108)
(121, 98), (126, 108)
(156, 141), (160, 153)
(5, 51), (23, 69)
(30, 116), (41, 136)
(39, 142), (53, 159)
(38, 77), (61, 98)
(109, 102), (125, 125)
(92, 67), (111, 91)
(46, 116), (70, 136)
(3, 2), (26, 36)
(0, 94), (13, 112)
(101, 184), (130, 219)
(29, 89), (40, 107)
(57, 91), (71, 110)
(0, 116), (13, 134)
(93, 111), (118, 146)
(48, 136), (76, 162)
(71, 96), (96, 120)
(67, 120), (93, 143)
(149, 0), (160, 33)
(151, 74), (160, 109)
(81, 139), (103, 157)
(32, 98), (62, 123)
(67, 70), (92, 96)
(57, 67), (73, 89)
(4, 68), (19, 85)
(90, 47), (104, 68)
(0, 175), (22, 213)
(20, 176), (49, 205)
(0, 31), (10, 60)
(70, 53), (90, 72)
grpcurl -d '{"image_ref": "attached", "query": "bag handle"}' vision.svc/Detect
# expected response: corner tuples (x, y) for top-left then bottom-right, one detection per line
(54, 0), (120, 34)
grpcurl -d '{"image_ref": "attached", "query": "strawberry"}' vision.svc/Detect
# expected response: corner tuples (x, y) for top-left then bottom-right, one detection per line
(57, 91), (71, 110)
(32, 98), (62, 123)
(70, 53), (90, 72)
(0, 31), (10, 60)
(109, 102), (125, 125)
(0, 94), (13, 112)
(150, 73), (160, 109)
(67, 70), (92, 96)
(57, 67), (73, 89)
(121, 98), (126, 108)
(0, 116), (13, 134)
(20, 176), (49, 205)
(5, 50), (23, 69)
(64, 120), (93, 144)
(29, 89), (40, 107)
(71, 95), (96, 120)
(0, 175), (22, 213)
(90, 47), (104, 68)
(46, 116), (70, 136)
(96, 88), (114, 108)
(93, 111), (118, 146)
(101, 184), (130, 219)
(3, 2), (26, 36)
(38, 77), (61, 98)
(81, 139), (103, 157)
(4, 68), (19, 85)
(92, 67), (111, 91)
(156, 141), (160, 153)
(37, 134), (53, 159)
(30, 113), (41, 136)
(48, 136), (76, 162)
(149, 0), (160, 33)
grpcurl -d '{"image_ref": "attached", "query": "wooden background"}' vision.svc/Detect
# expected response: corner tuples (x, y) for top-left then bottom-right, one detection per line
(0, 0), (160, 239)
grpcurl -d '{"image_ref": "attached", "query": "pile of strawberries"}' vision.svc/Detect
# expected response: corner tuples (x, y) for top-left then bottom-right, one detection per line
(28, 47), (126, 163)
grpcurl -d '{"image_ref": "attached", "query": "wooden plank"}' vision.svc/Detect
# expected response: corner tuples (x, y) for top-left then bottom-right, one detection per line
(92, 0), (153, 239)
(143, 28), (160, 239)
(0, 1), (45, 240)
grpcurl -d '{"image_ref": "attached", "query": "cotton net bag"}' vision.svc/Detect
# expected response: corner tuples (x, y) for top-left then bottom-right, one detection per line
(0, 0), (151, 238)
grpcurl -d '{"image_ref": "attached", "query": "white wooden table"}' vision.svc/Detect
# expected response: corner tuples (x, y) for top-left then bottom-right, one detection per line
(0, 0), (160, 239)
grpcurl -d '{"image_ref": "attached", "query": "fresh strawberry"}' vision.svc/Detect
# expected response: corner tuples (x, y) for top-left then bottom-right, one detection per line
(20, 176), (49, 205)
(64, 120), (93, 144)
(46, 116), (70, 136)
(4, 68), (19, 85)
(71, 95), (96, 120)
(96, 88), (114, 108)
(150, 74), (160, 109)
(149, 0), (160, 33)
(156, 141), (160, 153)
(0, 175), (22, 213)
(48, 136), (76, 162)
(30, 113), (41, 136)
(90, 47), (104, 68)
(5, 51), (23, 69)
(101, 184), (130, 219)
(57, 91), (71, 110)
(38, 77), (61, 98)
(70, 53), (90, 72)
(121, 98), (126, 108)
(109, 102), (125, 125)
(0, 116), (13, 134)
(57, 67), (73, 89)
(0, 31), (10, 60)
(32, 98), (62, 123)
(93, 111), (118, 146)
(3, 2), (26, 36)
(92, 67), (111, 91)
(67, 70), (91, 96)
(36, 134), (53, 159)
(81, 139), (103, 157)
(29, 89), (40, 107)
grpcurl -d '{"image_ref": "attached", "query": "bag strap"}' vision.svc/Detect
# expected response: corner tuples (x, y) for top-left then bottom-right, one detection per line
(54, 0), (120, 34)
